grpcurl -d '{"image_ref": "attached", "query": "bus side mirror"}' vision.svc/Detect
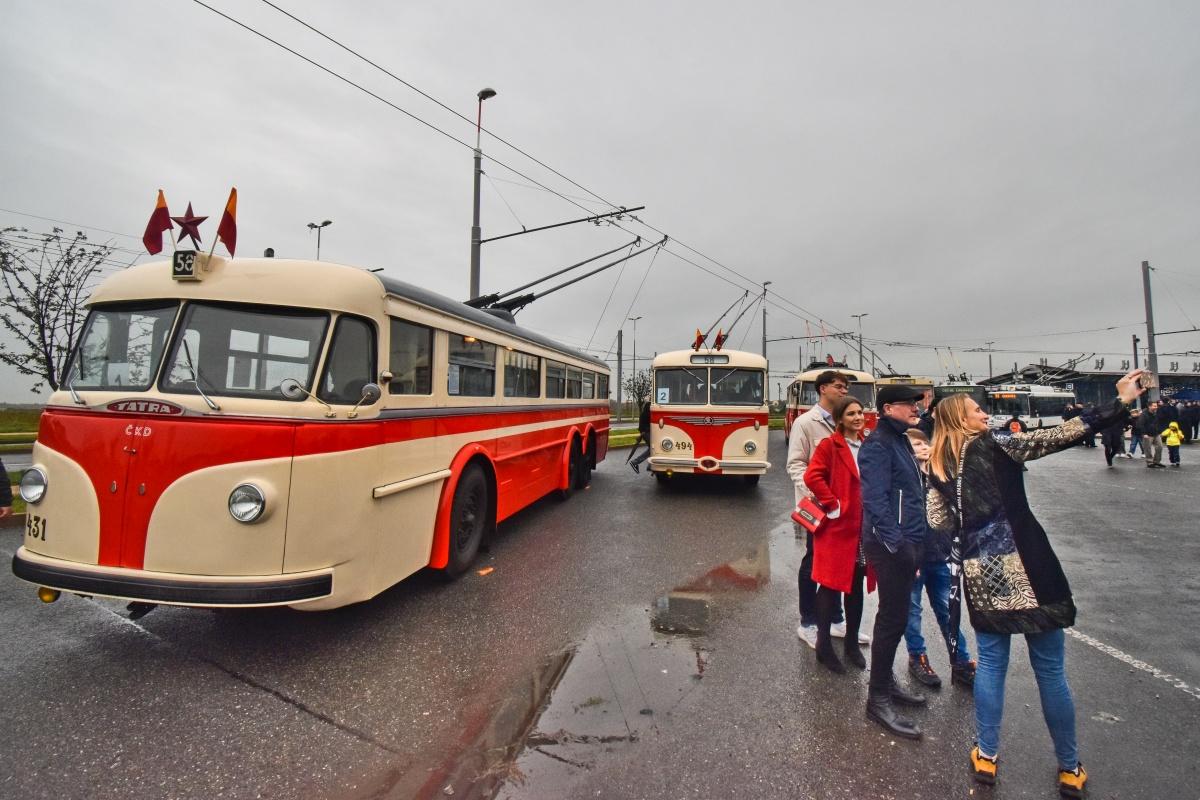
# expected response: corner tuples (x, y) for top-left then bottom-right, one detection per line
(347, 383), (382, 419)
(280, 378), (307, 400)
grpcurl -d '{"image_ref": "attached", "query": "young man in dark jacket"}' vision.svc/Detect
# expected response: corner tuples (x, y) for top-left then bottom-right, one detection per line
(859, 385), (929, 738)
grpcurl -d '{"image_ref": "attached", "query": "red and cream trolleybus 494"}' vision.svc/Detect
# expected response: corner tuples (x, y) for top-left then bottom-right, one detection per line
(648, 349), (770, 486)
(12, 252), (610, 610)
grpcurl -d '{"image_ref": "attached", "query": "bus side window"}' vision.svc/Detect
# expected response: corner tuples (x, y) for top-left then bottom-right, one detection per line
(389, 317), (433, 395)
(319, 316), (377, 404)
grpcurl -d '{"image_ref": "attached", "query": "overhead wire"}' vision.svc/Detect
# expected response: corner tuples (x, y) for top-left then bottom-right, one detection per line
(585, 241), (638, 351)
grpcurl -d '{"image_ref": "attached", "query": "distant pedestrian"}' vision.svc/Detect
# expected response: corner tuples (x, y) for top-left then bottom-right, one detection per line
(1127, 410), (1141, 457)
(0, 456), (11, 518)
(627, 402), (651, 473)
(1100, 418), (1126, 467)
(1163, 421), (1184, 467)
(1005, 414), (1026, 434)
(802, 396), (876, 674)
(926, 369), (1144, 796)
(1140, 401), (1166, 468)
(1182, 401), (1199, 443)
(1079, 404), (1097, 447)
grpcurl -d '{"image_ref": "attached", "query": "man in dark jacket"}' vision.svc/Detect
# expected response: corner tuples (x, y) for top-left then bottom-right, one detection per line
(859, 385), (929, 738)
(1139, 401), (1166, 468)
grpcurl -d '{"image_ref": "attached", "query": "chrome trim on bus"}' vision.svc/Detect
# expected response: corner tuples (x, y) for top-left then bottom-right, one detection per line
(649, 457), (772, 470)
(11, 549), (332, 607)
(373, 469), (452, 499)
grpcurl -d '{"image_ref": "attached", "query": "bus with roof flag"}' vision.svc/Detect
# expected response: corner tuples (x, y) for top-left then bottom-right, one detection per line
(12, 250), (610, 611)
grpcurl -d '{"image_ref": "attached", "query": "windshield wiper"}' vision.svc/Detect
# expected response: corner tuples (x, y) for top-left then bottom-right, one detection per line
(182, 339), (221, 411)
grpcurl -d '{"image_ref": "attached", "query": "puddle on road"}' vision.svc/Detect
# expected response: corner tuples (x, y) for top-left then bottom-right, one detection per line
(414, 535), (783, 799)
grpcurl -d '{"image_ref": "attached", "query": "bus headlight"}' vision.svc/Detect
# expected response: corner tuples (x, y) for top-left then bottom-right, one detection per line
(660, 438), (674, 452)
(744, 441), (757, 455)
(228, 484), (266, 524)
(19, 468), (47, 504)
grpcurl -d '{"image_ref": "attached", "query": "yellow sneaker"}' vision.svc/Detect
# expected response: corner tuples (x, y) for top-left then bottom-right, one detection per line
(1058, 763), (1087, 798)
(969, 746), (998, 785)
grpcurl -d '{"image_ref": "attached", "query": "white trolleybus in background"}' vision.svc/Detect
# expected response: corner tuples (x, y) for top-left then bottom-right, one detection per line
(648, 349), (770, 486)
(784, 362), (877, 443)
(934, 380), (987, 408)
(985, 383), (1076, 429)
(12, 252), (610, 611)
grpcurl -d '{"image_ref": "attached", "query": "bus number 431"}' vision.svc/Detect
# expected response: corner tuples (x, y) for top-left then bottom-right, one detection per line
(25, 515), (47, 541)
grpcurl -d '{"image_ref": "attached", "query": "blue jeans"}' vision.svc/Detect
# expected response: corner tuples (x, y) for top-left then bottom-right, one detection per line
(1128, 435), (1140, 455)
(975, 628), (1078, 770)
(904, 560), (970, 663)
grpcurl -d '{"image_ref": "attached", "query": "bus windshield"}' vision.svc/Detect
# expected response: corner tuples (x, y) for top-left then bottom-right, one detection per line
(67, 301), (180, 391)
(709, 368), (764, 406)
(655, 367), (707, 405)
(161, 302), (330, 399)
(798, 380), (874, 408)
(988, 393), (1029, 417)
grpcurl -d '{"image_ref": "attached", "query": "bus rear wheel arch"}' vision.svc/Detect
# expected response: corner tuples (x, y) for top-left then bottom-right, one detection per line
(558, 435), (585, 500)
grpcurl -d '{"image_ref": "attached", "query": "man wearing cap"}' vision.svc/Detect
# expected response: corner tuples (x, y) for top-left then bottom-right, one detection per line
(858, 384), (930, 739)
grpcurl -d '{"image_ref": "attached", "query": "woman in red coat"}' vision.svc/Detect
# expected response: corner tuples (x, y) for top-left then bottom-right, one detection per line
(804, 396), (876, 673)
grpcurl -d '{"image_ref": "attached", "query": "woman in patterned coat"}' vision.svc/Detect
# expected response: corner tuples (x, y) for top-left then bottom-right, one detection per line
(926, 369), (1144, 798)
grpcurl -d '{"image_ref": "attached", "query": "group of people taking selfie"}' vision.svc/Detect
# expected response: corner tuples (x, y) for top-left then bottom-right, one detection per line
(786, 367), (1148, 798)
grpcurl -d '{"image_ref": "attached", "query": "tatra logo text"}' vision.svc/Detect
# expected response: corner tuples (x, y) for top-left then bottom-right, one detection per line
(106, 400), (184, 415)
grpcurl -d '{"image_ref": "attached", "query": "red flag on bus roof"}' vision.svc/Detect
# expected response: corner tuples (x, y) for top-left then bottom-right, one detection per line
(713, 328), (726, 351)
(216, 187), (237, 257)
(692, 328), (706, 351)
(142, 190), (173, 255)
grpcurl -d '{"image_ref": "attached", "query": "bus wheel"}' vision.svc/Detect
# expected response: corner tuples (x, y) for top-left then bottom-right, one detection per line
(742, 474), (760, 488)
(444, 464), (488, 576)
(557, 438), (583, 500)
(574, 437), (592, 490)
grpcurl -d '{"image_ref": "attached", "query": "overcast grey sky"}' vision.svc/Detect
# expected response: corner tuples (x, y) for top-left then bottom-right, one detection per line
(3, 0), (1198, 403)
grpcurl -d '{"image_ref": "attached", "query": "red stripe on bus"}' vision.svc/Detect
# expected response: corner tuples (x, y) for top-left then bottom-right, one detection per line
(650, 410), (767, 461)
(36, 406), (607, 570)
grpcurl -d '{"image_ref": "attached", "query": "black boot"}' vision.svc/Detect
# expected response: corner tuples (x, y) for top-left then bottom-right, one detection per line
(866, 690), (922, 739)
(843, 639), (866, 669)
(815, 630), (845, 674)
(889, 676), (927, 706)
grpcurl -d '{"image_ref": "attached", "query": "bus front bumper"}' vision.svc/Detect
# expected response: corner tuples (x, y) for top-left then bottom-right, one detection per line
(649, 456), (771, 474)
(12, 547), (333, 608)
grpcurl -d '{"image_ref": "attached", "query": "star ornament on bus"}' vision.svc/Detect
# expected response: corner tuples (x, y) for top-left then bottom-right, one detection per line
(171, 203), (208, 248)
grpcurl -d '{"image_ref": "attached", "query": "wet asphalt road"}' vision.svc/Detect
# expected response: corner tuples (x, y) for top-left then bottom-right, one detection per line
(1, 433), (1197, 799)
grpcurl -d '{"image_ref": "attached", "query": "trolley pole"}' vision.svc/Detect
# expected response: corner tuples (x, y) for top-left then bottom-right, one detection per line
(761, 281), (771, 358)
(1141, 260), (1161, 403)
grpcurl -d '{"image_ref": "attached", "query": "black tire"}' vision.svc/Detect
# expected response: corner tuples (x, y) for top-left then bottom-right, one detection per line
(442, 464), (488, 577)
(574, 437), (591, 490)
(557, 438), (582, 500)
(742, 474), (760, 487)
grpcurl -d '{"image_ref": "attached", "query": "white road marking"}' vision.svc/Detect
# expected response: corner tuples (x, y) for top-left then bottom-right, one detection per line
(1067, 628), (1200, 700)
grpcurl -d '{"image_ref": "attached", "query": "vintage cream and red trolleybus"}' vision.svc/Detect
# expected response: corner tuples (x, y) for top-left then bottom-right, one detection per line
(12, 252), (610, 610)
(647, 349), (770, 486)
(784, 362), (877, 443)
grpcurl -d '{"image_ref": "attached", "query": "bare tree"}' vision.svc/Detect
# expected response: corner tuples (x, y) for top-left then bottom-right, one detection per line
(622, 368), (652, 412)
(0, 227), (120, 393)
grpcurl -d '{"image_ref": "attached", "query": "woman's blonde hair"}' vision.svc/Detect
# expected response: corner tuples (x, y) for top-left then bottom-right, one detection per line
(929, 394), (982, 482)
(832, 396), (864, 436)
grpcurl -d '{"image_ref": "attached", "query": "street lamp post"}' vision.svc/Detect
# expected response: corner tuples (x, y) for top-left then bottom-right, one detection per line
(628, 315), (642, 413)
(985, 341), (995, 379)
(851, 313), (868, 372)
(307, 220), (332, 260)
(469, 87), (497, 300)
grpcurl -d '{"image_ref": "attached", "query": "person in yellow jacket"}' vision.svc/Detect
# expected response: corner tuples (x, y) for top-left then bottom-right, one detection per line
(1163, 421), (1184, 467)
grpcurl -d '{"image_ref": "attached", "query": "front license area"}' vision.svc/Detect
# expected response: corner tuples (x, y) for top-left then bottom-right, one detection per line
(25, 514), (47, 542)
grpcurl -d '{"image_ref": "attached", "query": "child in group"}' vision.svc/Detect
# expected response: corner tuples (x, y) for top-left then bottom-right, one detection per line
(1163, 421), (1185, 467)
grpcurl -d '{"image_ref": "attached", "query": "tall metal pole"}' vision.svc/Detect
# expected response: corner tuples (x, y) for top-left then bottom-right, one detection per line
(761, 281), (772, 358)
(628, 317), (641, 406)
(851, 313), (868, 371)
(616, 329), (624, 421)
(985, 341), (995, 379)
(1132, 334), (1142, 409)
(469, 88), (496, 300)
(1142, 260), (1161, 403)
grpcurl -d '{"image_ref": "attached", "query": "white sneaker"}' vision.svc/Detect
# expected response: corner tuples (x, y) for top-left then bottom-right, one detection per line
(830, 621), (848, 638)
(796, 624), (818, 650)
(858, 630), (872, 645)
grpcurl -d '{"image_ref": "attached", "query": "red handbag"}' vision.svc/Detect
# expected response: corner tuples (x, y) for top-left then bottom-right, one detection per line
(791, 496), (827, 534)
